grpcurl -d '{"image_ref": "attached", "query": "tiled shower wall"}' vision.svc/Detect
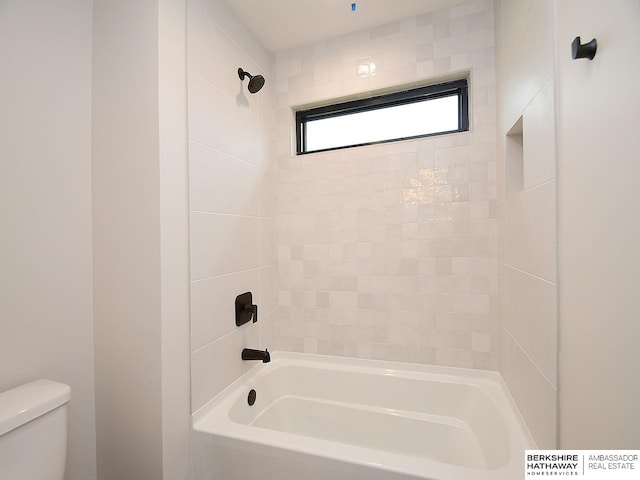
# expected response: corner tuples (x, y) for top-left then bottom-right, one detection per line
(495, 0), (558, 448)
(187, 0), (276, 412)
(274, 0), (498, 368)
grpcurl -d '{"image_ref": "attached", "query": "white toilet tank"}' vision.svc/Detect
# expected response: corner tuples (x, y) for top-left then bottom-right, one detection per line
(0, 379), (71, 480)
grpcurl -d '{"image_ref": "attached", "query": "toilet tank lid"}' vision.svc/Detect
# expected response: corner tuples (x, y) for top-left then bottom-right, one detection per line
(0, 379), (71, 436)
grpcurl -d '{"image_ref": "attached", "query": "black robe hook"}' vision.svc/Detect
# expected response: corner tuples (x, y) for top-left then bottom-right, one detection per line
(572, 36), (597, 60)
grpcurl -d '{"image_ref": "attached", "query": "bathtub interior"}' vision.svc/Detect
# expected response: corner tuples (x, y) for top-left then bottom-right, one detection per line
(226, 359), (513, 470)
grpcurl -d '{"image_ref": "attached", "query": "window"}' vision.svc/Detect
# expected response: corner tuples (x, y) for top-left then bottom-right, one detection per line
(296, 78), (469, 155)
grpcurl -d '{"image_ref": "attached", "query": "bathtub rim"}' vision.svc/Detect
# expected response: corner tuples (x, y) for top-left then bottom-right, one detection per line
(192, 351), (537, 479)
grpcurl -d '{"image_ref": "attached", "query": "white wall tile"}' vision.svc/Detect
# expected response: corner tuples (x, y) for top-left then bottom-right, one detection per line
(273, 0), (498, 369)
(496, 136), (507, 200)
(190, 270), (260, 350)
(257, 83), (277, 172)
(505, 267), (557, 386)
(523, 78), (555, 189)
(495, 0), (558, 447)
(189, 141), (261, 216)
(187, 0), (275, 413)
(259, 266), (275, 316)
(499, 325), (556, 448)
(506, 181), (556, 282)
(188, 72), (259, 165)
(188, 3), (258, 106)
(498, 0), (554, 133)
(190, 0), (257, 62)
(259, 169), (276, 217)
(190, 212), (259, 280)
(259, 218), (274, 267)
(496, 200), (507, 262)
(191, 324), (260, 412)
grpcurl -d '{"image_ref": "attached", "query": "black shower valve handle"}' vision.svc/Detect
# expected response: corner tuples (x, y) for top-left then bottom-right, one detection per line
(244, 303), (258, 323)
(235, 291), (258, 326)
(572, 36), (597, 60)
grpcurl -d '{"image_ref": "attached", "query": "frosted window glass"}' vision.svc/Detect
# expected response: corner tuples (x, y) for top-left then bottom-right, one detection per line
(305, 95), (459, 152)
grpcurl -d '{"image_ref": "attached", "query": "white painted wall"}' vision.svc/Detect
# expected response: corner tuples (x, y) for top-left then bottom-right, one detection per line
(0, 1), (97, 479)
(159, 0), (192, 476)
(92, 0), (191, 477)
(187, 0), (276, 413)
(556, 0), (640, 448)
(494, 0), (558, 448)
(92, 0), (163, 475)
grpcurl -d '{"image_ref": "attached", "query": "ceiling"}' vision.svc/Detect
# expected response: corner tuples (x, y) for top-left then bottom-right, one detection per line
(224, 0), (469, 52)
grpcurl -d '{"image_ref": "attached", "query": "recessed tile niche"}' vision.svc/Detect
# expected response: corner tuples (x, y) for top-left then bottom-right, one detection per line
(506, 117), (524, 196)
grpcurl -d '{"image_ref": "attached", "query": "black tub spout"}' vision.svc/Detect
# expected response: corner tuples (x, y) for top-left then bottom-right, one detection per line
(242, 348), (270, 363)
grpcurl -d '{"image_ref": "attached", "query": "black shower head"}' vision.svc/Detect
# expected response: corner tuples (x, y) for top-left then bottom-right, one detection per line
(238, 67), (265, 94)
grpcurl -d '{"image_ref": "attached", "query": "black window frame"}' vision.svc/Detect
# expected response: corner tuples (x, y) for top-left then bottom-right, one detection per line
(295, 78), (469, 155)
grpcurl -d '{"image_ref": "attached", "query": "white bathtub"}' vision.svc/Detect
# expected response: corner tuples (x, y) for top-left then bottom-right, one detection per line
(192, 352), (535, 480)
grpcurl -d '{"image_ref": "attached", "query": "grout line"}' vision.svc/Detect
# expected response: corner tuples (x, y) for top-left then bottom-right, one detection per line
(191, 266), (272, 284)
(188, 0), (263, 73)
(189, 69), (260, 117)
(497, 261), (557, 287)
(191, 311), (274, 355)
(191, 324), (241, 355)
(499, 322), (557, 390)
(190, 209), (268, 219)
(505, 177), (555, 200)
(189, 139), (273, 173)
